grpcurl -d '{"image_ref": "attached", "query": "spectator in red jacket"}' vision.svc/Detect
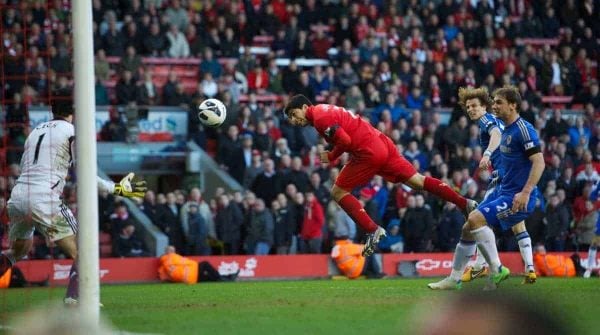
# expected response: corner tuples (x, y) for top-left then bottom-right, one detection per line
(311, 29), (332, 59)
(247, 64), (269, 93)
(573, 184), (595, 222)
(300, 191), (325, 254)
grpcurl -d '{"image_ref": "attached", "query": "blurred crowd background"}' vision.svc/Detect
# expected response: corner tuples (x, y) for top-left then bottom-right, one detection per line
(0, 0), (598, 258)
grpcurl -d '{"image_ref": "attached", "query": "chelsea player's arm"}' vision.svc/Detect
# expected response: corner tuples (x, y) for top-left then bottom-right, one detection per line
(512, 149), (545, 213)
(521, 151), (545, 196)
(483, 127), (502, 157)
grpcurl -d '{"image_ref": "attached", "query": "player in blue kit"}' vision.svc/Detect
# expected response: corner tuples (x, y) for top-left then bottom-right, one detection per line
(454, 87), (537, 285)
(429, 85), (545, 290)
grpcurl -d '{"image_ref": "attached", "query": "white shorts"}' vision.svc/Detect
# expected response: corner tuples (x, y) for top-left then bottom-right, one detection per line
(7, 188), (77, 242)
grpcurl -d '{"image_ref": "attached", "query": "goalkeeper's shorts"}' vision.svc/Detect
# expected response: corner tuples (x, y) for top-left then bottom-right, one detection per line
(7, 188), (77, 242)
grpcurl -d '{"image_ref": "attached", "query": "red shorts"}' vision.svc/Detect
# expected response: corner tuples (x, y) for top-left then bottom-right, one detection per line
(335, 133), (417, 191)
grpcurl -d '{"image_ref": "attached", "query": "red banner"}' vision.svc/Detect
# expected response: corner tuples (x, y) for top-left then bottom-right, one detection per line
(382, 252), (525, 276)
(13, 252), (588, 286)
(16, 255), (330, 285)
(16, 258), (159, 285)
(189, 255), (330, 279)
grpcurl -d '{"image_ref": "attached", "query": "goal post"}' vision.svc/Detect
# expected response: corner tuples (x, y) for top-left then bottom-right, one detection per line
(72, 0), (100, 323)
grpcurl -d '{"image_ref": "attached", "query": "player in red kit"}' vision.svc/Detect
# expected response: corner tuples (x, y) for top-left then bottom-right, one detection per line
(284, 95), (478, 256)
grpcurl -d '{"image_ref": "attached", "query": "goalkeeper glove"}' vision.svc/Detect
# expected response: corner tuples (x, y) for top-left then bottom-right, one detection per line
(114, 172), (147, 198)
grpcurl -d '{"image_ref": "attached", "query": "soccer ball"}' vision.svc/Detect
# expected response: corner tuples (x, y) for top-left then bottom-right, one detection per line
(198, 98), (227, 127)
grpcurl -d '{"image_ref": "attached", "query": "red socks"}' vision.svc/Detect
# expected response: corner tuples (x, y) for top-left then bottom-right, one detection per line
(336, 177), (466, 234)
(338, 194), (379, 233)
(423, 176), (467, 210)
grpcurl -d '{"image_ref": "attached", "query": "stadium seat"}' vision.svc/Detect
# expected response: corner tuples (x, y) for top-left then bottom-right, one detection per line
(252, 35), (274, 46)
(238, 94), (281, 103)
(99, 232), (112, 245)
(515, 38), (560, 46)
(152, 65), (171, 76)
(171, 66), (197, 78)
(103, 80), (116, 89)
(205, 139), (217, 157)
(181, 78), (198, 93)
(310, 24), (330, 33)
(542, 96), (573, 103)
(152, 76), (169, 87)
(218, 58), (238, 67)
(542, 96), (573, 108)
(100, 244), (113, 258)
(99, 233), (112, 258)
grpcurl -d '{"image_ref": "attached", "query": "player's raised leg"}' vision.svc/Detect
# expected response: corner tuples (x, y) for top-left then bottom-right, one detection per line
(377, 139), (478, 217)
(330, 184), (385, 256)
(331, 185), (379, 233)
(330, 148), (390, 257)
(404, 173), (477, 217)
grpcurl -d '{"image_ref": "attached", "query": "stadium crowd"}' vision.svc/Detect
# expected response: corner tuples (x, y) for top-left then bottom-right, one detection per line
(1, 0), (599, 258)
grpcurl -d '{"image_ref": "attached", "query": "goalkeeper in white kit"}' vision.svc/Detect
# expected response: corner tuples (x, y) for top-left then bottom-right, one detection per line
(0, 93), (147, 304)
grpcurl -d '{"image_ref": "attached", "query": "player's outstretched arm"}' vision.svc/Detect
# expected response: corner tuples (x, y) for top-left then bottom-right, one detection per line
(480, 127), (501, 169)
(522, 152), (545, 194)
(113, 172), (148, 198)
(97, 173), (147, 198)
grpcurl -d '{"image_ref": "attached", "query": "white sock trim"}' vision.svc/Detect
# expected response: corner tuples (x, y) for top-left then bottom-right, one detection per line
(473, 247), (488, 270)
(470, 225), (489, 234)
(517, 237), (534, 272)
(471, 226), (501, 273)
(449, 241), (477, 281)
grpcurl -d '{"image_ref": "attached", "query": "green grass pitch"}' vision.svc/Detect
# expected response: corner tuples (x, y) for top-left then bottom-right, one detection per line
(1, 278), (599, 334)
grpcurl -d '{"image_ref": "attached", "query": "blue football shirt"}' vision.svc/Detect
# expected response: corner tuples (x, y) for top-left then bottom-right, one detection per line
(498, 117), (541, 195)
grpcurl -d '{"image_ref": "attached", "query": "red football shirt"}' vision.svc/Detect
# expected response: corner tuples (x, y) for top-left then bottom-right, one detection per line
(306, 104), (380, 159)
